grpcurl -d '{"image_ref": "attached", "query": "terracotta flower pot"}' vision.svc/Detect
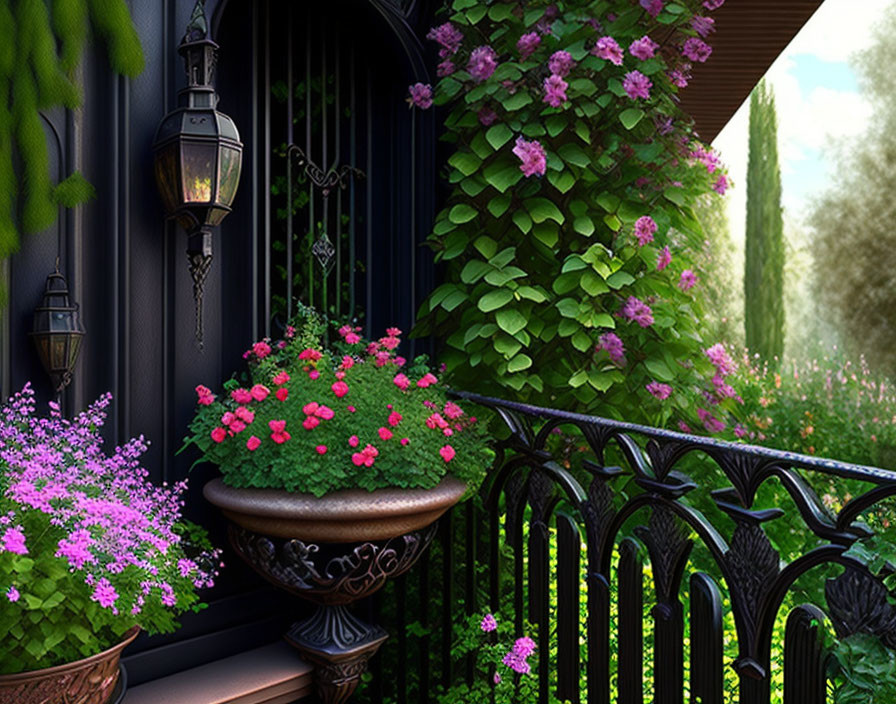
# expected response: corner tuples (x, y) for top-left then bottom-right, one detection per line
(0, 626), (138, 704)
(204, 476), (466, 704)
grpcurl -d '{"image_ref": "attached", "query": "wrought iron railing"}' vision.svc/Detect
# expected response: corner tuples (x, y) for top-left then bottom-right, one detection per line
(364, 392), (896, 704)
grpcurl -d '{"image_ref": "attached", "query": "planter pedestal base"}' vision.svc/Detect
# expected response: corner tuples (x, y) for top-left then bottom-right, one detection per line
(204, 477), (467, 703)
(285, 605), (387, 704)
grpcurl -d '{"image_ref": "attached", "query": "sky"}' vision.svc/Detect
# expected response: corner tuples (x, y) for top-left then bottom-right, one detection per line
(711, 0), (890, 245)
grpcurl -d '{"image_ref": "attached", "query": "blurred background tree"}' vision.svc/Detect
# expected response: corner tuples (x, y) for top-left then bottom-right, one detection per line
(809, 3), (896, 378)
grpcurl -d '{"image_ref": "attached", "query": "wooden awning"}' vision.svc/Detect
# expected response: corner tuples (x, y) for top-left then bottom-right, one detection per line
(677, 0), (825, 142)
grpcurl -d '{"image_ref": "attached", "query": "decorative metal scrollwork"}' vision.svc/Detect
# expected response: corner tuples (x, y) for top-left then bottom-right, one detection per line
(229, 522), (437, 605)
(285, 144), (365, 198)
(635, 506), (692, 604)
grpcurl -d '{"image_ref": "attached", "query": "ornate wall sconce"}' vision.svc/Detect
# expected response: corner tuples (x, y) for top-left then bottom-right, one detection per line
(153, 0), (242, 346)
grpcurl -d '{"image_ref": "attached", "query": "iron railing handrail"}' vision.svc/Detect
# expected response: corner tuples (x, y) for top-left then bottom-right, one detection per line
(450, 389), (896, 485)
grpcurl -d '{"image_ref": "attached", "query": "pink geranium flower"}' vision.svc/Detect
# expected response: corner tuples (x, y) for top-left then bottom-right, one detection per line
(250, 384), (270, 402)
(439, 445), (456, 462)
(394, 373), (410, 390)
(231, 388), (253, 404)
(211, 427), (227, 443)
(332, 381), (349, 398)
(246, 436), (261, 451)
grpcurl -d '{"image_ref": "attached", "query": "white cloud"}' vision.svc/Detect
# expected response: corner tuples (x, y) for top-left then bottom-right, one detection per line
(785, 0), (892, 63)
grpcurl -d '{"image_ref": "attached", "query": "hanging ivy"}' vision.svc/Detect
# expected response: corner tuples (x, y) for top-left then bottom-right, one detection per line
(0, 0), (144, 261)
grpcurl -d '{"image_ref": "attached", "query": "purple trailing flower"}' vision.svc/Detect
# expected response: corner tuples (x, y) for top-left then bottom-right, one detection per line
(548, 50), (575, 77)
(679, 269), (697, 291)
(1, 526), (27, 555)
(592, 36), (623, 65)
(543, 74), (568, 107)
(91, 577), (119, 612)
(640, 0), (665, 17)
(669, 63), (692, 88)
(597, 332), (626, 366)
(621, 296), (654, 327)
(6, 586), (19, 602)
(682, 37), (712, 63)
(647, 382), (673, 400)
(517, 32), (541, 60)
(502, 651), (532, 674)
(478, 107), (498, 126)
(655, 115), (675, 135)
(467, 46), (498, 83)
(634, 215), (658, 246)
(623, 71), (652, 100)
(513, 636), (537, 658)
(691, 15), (715, 37)
(480, 613), (498, 632)
(629, 35), (659, 60)
(705, 343), (735, 377)
(512, 137), (547, 177)
(703, 0), (725, 9)
(426, 22), (463, 57)
(657, 245), (672, 271)
(713, 174), (729, 195)
(437, 60), (455, 77)
(407, 83), (432, 110)
(697, 407), (726, 433)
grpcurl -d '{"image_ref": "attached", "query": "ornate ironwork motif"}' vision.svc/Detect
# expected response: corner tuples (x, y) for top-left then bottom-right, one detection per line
(286, 144), (365, 198)
(725, 521), (780, 642)
(229, 523), (437, 605)
(825, 567), (896, 648)
(582, 474), (616, 566)
(187, 250), (213, 347)
(312, 233), (337, 273)
(634, 506), (692, 603)
(287, 604), (387, 652)
(504, 470), (525, 548)
(528, 468), (554, 524)
(644, 438), (689, 481)
(713, 450), (768, 506)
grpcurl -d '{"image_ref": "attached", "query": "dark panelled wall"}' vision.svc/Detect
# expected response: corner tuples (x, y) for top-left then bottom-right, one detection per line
(0, 0), (437, 685)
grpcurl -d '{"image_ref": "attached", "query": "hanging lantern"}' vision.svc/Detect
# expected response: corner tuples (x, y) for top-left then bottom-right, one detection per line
(153, 0), (242, 346)
(30, 264), (85, 395)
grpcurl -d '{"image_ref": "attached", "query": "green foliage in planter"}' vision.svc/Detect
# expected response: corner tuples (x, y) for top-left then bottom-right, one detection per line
(184, 304), (491, 496)
(413, 0), (735, 432)
(0, 0), (143, 267)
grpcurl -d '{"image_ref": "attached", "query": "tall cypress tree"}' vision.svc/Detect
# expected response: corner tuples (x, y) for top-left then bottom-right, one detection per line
(744, 79), (785, 362)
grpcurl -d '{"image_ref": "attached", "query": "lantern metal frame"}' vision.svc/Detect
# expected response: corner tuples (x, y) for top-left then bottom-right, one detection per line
(153, 0), (243, 346)
(29, 262), (85, 396)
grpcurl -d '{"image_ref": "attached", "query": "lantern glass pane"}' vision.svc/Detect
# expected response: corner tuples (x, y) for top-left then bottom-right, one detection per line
(50, 336), (67, 371)
(155, 144), (181, 211)
(50, 311), (75, 332)
(182, 142), (217, 203)
(218, 146), (241, 206)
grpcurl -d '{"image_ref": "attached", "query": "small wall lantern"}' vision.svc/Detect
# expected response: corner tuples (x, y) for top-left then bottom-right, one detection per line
(153, 0), (242, 346)
(30, 263), (85, 396)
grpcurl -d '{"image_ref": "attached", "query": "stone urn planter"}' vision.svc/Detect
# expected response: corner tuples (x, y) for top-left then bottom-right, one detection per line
(204, 475), (466, 704)
(0, 626), (137, 704)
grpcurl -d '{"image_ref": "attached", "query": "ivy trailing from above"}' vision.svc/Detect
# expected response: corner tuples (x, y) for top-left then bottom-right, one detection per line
(0, 0), (144, 261)
(412, 0), (738, 433)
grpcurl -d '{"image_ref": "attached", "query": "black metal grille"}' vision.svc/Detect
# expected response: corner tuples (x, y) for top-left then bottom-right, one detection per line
(248, 0), (436, 343)
(366, 392), (896, 704)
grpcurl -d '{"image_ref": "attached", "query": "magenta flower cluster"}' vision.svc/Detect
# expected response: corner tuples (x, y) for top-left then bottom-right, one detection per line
(0, 385), (219, 621)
